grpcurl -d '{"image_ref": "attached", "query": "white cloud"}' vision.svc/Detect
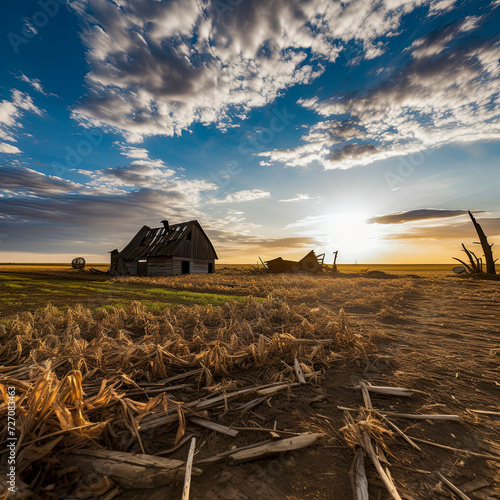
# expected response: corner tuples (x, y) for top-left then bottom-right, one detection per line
(70, 0), (432, 141)
(0, 89), (43, 143)
(209, 189), (271, 204)
(16, 73), (58, 97)
(116, 144), (150, 159)
(279, 193), (322, 202)
(0, 143), (22, 154)
(261, 16), (500, 170)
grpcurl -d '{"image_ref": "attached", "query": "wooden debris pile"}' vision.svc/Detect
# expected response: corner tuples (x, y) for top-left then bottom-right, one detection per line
(259, 250), (336, 274)
(339, 381), (500, 500)
(0, 298), (355, 498)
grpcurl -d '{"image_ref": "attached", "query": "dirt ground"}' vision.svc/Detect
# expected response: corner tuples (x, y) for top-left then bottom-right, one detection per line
(1, 266), (499, 499)
(144, 273), (499, 500)
(112, 269), (500, 500)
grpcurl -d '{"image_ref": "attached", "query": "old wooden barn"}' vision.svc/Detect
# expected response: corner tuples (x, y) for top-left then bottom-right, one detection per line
(109, 220), (217, 276)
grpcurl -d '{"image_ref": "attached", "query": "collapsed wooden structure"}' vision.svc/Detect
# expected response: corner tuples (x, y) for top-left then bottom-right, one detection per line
(265, 250), (331, 273)
(453, 211), (498, 278)
(109, 220), (217, 276)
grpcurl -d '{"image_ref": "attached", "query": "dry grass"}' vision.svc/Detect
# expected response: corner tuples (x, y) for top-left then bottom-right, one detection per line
(0, 294), (369, 496)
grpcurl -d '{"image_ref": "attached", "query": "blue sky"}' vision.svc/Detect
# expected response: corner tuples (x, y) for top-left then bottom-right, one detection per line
(0, 0), (499, 264)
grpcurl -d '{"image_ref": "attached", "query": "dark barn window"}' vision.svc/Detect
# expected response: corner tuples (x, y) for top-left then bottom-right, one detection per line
(182, 261), (190, 274)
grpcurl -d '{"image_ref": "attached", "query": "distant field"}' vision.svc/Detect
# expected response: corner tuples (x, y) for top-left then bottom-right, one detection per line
(0, 265), (248, 318)
(0, 262), (459, 272)
(0, 262), (496, 319)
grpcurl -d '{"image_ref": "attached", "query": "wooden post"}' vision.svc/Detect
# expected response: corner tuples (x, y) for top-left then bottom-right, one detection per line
(469, 211), (496, 275)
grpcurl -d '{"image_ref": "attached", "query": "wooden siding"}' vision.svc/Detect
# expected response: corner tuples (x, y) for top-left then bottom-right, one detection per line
(170, 224), (216, 261)
(123, 261), (137, 276)
(140, 256), (214, 276)
(147, 257), (173, 276)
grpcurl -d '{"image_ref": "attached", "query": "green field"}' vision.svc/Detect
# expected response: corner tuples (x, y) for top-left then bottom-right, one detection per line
(0, 266), (248, 318)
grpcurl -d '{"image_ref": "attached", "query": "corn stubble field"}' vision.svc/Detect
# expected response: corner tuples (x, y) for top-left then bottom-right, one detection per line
(0, 265), (499, 499)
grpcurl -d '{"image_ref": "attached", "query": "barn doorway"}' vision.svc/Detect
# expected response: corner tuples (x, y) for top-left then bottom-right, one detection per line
(208, 263), (214, 274)
(181, 261), (190, 274)
(137, 259), (148, 275)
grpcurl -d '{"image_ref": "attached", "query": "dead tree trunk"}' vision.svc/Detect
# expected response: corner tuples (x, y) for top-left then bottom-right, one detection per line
(469, 211), (496, 275)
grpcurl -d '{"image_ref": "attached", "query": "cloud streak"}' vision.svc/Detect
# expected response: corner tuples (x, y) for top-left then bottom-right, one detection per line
(368, 209), (482, 224)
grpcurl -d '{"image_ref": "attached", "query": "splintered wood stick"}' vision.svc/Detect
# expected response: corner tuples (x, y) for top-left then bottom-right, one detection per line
(182, 437), (196, 500)
(359, 382), (373, 410)
(294, 359), (307, 384)
(229, 433), (322, 464)
(469, 409), (500, 417)
(374, 412), (421, 452)
(361, 433), (402, 500)
(350, 447), (369, 500)
(363, 384), (414, 397)
(383, 412), (460, 421)
(436, 472), (471, 500)
(188, 417), (239, 437)
(257, 382), (300, 396)
(407, 437), (500, 462)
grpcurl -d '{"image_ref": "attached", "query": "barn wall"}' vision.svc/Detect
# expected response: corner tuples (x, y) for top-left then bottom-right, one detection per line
(172, 224), (217, 261)
(147, 257), (173, 276)
(172, 257), (214, 275)
(123, 261), (137, 276)
(190, 260), (212, 274)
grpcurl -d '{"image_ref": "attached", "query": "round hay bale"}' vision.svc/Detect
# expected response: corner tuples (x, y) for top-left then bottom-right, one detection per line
(71, 257), (86, 269)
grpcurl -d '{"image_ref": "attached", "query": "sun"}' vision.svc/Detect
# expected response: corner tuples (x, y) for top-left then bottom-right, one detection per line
(322, 212), (386, 263)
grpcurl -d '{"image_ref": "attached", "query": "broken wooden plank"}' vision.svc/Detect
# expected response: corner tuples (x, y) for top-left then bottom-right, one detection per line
(229, 433), (322, 464)
(188, 417), (239, 437)
(294, 359), (306, 384)
(436, 472), (471, 500)
(182, 437), (196, 500)
(350, 447), (369, 500)
(61, 448), (202, 489)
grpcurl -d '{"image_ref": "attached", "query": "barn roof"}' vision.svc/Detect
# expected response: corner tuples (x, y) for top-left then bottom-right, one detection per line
(117, 220), (218, 261)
